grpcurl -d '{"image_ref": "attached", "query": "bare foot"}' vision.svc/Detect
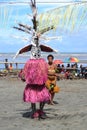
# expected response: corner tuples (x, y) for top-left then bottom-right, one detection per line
(48, 101), (54, 105)
(50, 102), (54, 105)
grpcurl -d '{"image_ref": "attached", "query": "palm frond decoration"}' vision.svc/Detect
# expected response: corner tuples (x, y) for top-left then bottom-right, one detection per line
(37, 2), (87, 33)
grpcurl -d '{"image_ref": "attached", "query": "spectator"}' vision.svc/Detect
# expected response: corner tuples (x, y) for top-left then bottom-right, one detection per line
(65, 70), (70, 79)
(9, 63), (13, 71)
(5, 59), (9, 70)
(67, 63), (70, 68)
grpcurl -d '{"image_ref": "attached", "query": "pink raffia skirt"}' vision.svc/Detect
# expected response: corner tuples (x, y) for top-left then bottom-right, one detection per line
(23, 58), (48, 85)
(23, 58), (50, 103)
(23, 84), (50, 103)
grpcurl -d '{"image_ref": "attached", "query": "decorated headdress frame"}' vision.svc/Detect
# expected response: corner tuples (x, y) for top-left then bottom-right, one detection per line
(13, 0), (57, 59)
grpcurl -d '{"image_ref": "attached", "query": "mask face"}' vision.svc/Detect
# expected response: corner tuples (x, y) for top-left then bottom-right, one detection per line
(31, 46), (41, 59)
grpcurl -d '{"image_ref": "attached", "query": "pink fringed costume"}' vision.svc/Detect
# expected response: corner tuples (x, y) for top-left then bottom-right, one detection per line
(22, 58), (50, 103)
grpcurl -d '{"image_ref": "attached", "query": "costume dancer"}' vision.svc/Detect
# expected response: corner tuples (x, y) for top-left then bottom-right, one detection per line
(46, 54), (60, 105)
(19, 35), (50, 119)
(14, 0), (56, 119)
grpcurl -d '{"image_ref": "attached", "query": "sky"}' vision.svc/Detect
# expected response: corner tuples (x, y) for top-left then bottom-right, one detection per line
(0, 0), (87, 53)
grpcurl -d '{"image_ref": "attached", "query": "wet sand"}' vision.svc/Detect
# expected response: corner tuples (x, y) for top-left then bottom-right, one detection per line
(0, 77), (87, 130)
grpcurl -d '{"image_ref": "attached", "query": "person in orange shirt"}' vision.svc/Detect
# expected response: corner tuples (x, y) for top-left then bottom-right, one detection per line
(45, 55), (60, 105)
(9, 63), (13, 70)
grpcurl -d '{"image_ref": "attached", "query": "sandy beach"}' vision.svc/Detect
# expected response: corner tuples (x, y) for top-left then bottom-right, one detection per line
(0, 77), (87, 130)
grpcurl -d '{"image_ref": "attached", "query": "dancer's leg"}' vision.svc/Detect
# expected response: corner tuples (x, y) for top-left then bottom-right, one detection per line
(50, 93), (55, 104)
(31, 103), (36, 118)
(40, 102), (45, 111)
(48, 92), (55, 105)
(39, 102), (47, 119)
(31, 103), (36, 112)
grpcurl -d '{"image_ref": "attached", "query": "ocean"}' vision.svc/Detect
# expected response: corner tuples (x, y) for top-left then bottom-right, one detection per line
(0, 52), (87, 70)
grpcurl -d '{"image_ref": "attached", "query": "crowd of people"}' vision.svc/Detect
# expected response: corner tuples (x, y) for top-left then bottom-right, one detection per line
(56, 63), (87, 79)
(3, 58), (87, 80)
